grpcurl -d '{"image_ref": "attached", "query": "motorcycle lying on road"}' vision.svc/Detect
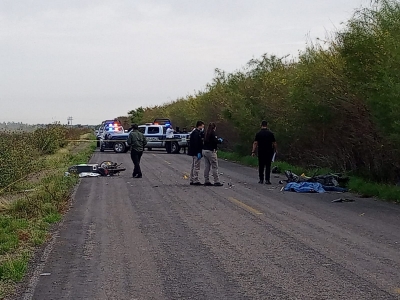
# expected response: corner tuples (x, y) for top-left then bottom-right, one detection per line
(283, 170), (349, 187)
(67, 161), (126, 177)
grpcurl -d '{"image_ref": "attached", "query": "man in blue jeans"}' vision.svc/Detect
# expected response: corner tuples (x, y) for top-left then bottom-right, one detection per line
(127, 124), (147, 178)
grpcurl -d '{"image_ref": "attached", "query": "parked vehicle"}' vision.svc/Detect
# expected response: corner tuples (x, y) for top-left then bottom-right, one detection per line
(98, 118), (189, 154)
(96, 120), (122, 147)
(138, 122), (189, 154)
(100, 127), (130, 153)
(100, 122), (129, 153)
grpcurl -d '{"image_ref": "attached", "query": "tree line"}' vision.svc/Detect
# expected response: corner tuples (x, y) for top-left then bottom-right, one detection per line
(124, 0), (400, 183)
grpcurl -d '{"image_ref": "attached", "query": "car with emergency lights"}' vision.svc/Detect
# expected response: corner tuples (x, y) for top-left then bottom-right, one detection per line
(138, 118), (190, 154)
(99, 121), (130, 153)
(97, 118), (190, 154)
(96, 120), (120, 147)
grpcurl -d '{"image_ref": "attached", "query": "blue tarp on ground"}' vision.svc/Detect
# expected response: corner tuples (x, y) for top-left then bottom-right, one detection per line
(284, 182), (326, 193)
(284, 182), (348, 193)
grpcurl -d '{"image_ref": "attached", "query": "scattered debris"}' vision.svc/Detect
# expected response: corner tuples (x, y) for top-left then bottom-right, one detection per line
(79, 172), (101, 178)
(283, 170), (349, 193)
(40, 273), (51, 276)
(284, 170), (349, 187)
(68, 161), (126, 177)
(331, 198), (355, 203)
(272, 166), (280, 174)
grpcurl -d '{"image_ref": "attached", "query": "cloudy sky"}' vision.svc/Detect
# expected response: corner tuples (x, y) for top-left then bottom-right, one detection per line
(1, 0), (367, 125)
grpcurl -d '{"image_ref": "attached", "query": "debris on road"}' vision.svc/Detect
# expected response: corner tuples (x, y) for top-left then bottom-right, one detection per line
(68, 161), (126, 177)
(283, 170), (349, 193)
(331, 198), (355, 203)
(272, 166), (280, 174)
(284, 170), (349, 187)
(79, 172), (101, 178)
(40, 273), (51, 276)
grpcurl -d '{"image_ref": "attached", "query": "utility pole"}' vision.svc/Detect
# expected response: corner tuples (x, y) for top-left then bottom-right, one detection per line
(67, 116), (73, 127)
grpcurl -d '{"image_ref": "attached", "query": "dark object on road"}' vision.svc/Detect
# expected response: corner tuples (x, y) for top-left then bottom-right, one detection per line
(68, 161), (126, 176)
(272, 166), (280, 174)
(332, 198), (355, 203)
(283, 171), (349, 193)
(284, 170), (349, 187)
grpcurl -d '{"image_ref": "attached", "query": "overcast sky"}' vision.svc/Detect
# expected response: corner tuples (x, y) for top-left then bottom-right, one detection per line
(1, 0), (367, 125)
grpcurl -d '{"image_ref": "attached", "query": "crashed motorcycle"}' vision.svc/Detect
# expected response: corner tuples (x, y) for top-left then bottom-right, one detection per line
(67, 161), (126, 177)
(284, 170), (349, 187)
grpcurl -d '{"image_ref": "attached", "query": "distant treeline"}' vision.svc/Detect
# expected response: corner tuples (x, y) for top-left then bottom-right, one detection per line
(126, 0), (400, 183)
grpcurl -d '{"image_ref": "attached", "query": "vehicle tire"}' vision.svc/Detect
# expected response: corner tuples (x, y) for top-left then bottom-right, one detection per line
(114, 142), (126, 153)
(171, 142), (180, 154)
(147, 148), (152, 151)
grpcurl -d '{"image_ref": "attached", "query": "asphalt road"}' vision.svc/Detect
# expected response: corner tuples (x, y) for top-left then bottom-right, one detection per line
(16, 150), (400, 300)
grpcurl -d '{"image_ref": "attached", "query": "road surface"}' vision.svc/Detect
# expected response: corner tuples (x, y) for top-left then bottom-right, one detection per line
(15, 150), (400, 299)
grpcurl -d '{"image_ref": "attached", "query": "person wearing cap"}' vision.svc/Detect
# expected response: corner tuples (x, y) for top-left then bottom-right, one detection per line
(165, 124), (174, 153)
(252, 120), (278, 184)
(127, 124), (147, 178)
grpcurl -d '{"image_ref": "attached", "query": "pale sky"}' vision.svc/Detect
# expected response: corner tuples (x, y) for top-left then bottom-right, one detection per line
(0, 0), (367, 125)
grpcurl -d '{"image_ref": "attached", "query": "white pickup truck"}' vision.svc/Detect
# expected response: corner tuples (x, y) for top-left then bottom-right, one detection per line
(138, 123), (190, 154)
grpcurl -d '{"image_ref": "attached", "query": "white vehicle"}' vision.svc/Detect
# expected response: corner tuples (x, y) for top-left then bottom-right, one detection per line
(138, 122), (189, 154)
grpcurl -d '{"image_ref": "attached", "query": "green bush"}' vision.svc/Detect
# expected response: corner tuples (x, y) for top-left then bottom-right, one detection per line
(0, 125), (90, 190)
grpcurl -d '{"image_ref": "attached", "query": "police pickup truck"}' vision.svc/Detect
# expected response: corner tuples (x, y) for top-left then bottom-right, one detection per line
(138, 122), (189, 154)
(99, 121), (129, 153)
(99, 119), (189, 154)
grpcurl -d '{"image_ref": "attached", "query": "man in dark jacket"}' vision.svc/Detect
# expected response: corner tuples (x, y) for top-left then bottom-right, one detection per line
(188, 120), (205, 185)
(252, 120), (278, 184)
(127, 124), (147, 178)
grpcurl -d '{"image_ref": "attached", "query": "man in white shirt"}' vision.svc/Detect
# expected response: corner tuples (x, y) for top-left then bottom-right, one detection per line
(165, 124), (174, 153)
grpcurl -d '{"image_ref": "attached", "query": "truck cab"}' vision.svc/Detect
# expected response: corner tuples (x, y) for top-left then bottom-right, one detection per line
(138, 121), (189, 154)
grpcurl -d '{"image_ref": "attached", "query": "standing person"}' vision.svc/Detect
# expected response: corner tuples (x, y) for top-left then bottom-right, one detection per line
(252, 120), (278, 184)
(202, 122), (224, 186)
(165, 124), (174, 153)
(188, 120), (205, 185)
(127, 124), (147, 178)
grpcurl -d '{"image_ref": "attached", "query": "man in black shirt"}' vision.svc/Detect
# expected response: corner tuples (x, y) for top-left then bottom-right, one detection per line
(188, 120), (205, 185)
(252, 120), (278, 184)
